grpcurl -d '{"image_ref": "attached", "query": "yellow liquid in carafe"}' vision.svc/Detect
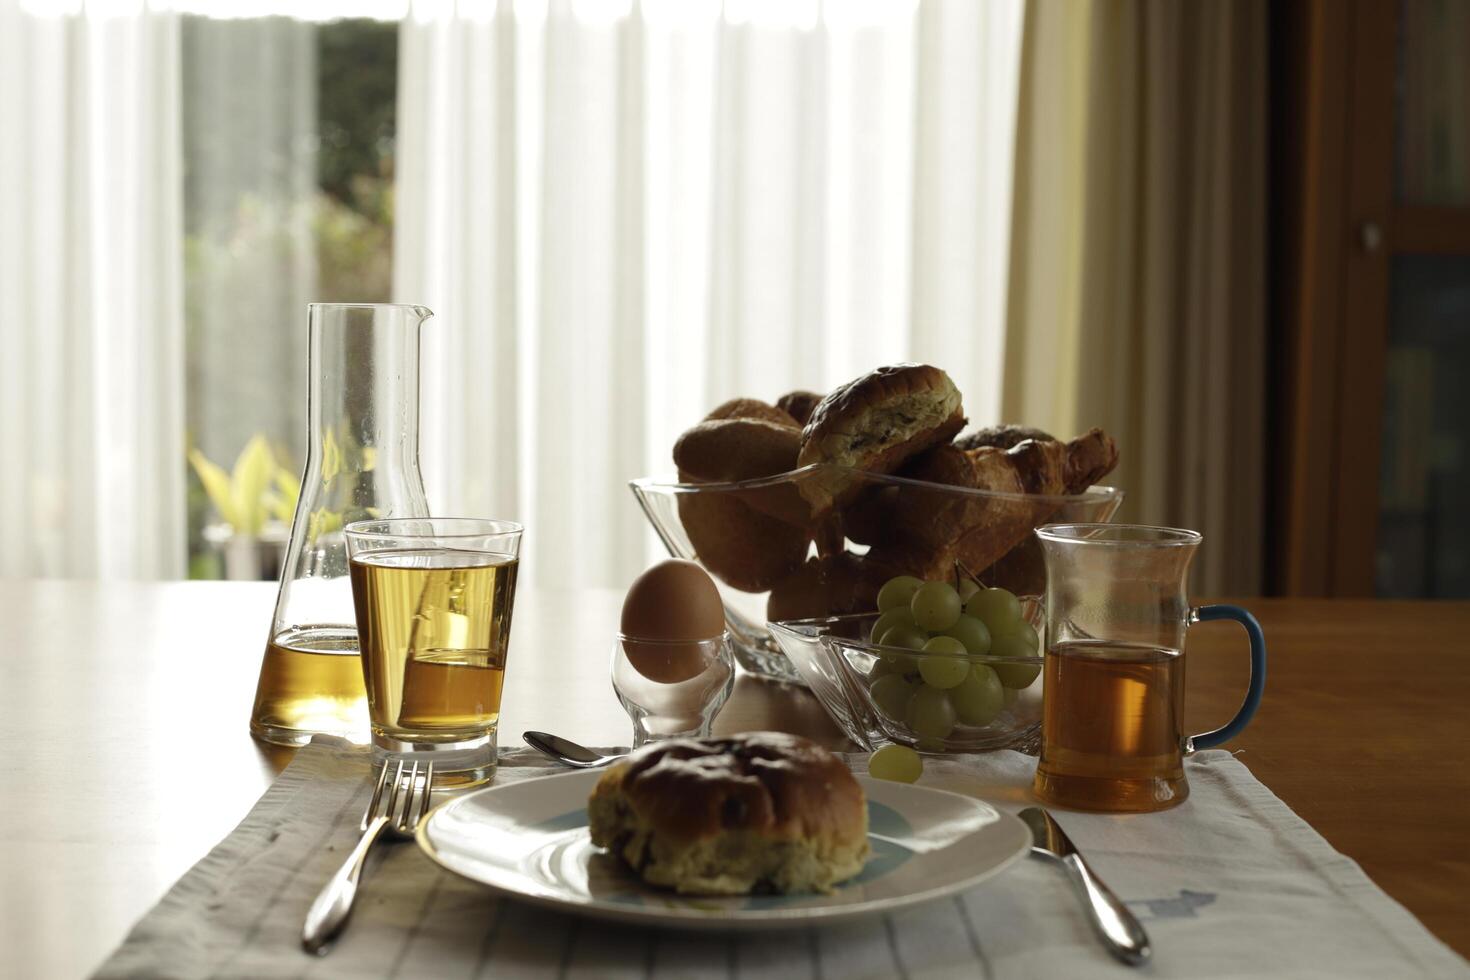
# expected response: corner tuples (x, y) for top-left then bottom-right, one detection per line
(250, 626), (369, 745)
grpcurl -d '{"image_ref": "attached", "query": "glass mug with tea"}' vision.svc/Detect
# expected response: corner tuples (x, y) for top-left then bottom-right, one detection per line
(344, 518), (523, 787)
(1032, 524), (1266, 813)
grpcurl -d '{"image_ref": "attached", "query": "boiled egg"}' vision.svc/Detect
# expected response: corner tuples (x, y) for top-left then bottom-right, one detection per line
(619, 559), (726, 683)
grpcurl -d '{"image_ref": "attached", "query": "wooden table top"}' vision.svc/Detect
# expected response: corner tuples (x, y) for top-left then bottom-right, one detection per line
(1, 580), (1466, 977)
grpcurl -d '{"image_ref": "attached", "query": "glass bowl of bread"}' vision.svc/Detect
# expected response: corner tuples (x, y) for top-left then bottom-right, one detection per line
(630, 363), (1124, 685)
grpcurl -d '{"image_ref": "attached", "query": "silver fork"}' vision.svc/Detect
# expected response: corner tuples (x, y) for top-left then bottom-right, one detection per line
(302, 759), (435, 955)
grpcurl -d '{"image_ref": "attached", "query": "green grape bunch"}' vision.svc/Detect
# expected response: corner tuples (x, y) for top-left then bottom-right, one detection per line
(865, 571), (1041, 746)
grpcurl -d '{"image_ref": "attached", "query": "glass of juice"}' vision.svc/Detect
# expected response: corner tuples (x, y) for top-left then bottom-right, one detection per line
(345, 518), (523, 787)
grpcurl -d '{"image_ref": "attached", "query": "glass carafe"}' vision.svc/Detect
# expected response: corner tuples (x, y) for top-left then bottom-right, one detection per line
(250, 303), (433, 746)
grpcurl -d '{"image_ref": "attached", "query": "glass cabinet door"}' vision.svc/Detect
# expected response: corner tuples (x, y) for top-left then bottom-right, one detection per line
(1376, 0), (1470, 597)
(1376, 258), (1470, 597)
(1394, 0), (1470, 206)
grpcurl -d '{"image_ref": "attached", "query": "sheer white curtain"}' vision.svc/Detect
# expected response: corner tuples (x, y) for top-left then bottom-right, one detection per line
(0, 1), (184, 579)
(395, 0), (1024, 587)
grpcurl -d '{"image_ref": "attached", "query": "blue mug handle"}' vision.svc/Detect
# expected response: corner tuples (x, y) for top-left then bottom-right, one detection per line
(1187, 604), (1267, 751)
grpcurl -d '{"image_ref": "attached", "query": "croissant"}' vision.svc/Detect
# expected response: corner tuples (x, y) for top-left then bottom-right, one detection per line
(954, 424), (1055, 452)
(974, 428), (1118, 594)
(843, 444), (976, 553)
(867, 429), (1118, 581)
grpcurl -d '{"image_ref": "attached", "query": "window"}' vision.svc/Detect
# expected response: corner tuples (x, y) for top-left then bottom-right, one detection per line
(182, 10), (398, 578)
(176, 0), (1022, 587)
(44, 0), (1019, 587)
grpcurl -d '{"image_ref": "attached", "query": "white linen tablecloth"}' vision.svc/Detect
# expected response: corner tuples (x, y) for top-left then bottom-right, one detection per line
(95, 739), (1468, 979)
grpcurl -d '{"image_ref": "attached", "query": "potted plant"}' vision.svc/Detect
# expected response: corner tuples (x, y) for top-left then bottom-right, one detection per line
(189, 435), (300, 581)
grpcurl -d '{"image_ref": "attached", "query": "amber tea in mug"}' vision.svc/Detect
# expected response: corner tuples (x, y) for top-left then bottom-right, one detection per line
(1040, 640), (1186, 810)
(1032, 525), (1266, 813)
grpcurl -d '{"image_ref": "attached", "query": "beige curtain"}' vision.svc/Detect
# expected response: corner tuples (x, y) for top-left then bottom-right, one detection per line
(1003, 0), (1267, 595)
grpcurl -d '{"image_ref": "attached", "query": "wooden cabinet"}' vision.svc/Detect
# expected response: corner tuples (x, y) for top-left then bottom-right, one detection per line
(1273, 0), (1470, 597)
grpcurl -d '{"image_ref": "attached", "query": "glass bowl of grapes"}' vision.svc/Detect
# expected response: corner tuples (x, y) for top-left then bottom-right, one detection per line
(767, 575), (1044, 753)
(631, 464), (1118, 685)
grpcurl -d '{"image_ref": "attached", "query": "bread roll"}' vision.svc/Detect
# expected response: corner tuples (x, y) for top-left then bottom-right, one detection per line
(836, 485), (898, 548)
(840, 444), (976, 552)
(670, 418), (808, 590)
(775, 390), (824, 427)
(974, 540), (1047, 597)
(955, 424), (1054, 452)
(704, 397), (800, 428)
(587, 733), (870, 895)
(675, 485), (807, 593)
(675, 418), (801, 483)
(766, 553), (890, 622)
(673, 417), (810, 532)
(797, 364), (965, 515)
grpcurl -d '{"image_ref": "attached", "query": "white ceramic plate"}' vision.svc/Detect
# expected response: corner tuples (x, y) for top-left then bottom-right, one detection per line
(416, 770), (1031, 930)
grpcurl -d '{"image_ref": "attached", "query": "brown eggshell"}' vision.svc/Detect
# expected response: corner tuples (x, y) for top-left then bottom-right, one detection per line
(619, 637), (716, 684)
(620, 559), (726, 643)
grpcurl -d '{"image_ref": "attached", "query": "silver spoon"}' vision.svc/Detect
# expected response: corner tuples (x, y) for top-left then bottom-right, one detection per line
(523, 731), (628, 769)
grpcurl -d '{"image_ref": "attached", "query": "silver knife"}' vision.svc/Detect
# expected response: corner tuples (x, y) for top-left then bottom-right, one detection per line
(1019, 807), (1152, 966)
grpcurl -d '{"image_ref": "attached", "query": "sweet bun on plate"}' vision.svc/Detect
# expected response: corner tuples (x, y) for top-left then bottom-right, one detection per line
(796, 364), (965, 515)
(587, 732), (870, 895)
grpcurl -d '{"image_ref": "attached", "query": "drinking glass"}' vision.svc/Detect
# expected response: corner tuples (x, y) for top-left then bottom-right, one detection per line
(1032, 524), (1266, 812)
(344, 518), (523, 786)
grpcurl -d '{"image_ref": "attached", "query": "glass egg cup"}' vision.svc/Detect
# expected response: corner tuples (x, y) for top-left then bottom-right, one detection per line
(611, 632), (735, 747)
